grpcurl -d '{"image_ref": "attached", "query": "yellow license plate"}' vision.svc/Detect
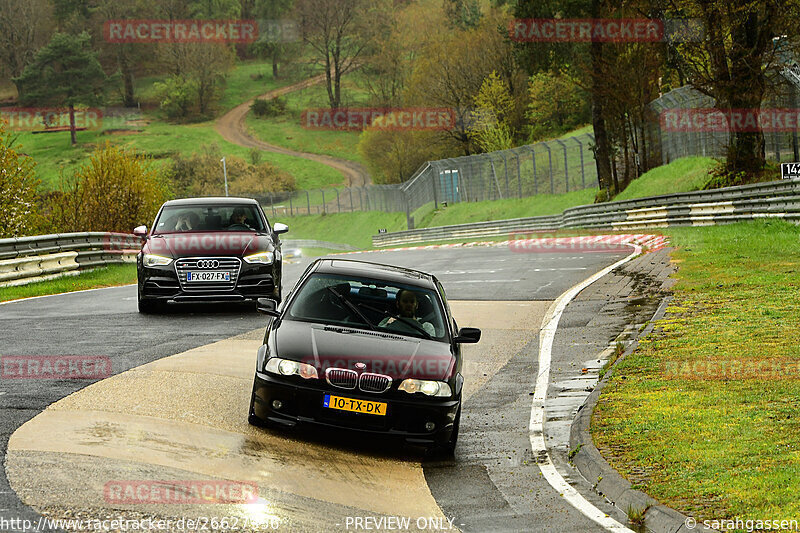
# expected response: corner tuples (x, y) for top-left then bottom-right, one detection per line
(323, 394), (387, 416)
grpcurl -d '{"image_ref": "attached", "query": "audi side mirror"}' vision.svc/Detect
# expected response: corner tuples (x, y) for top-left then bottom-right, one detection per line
(454, 327), (481, 344)
(133, 225), (147, 238)
(257, 298), (280, 317)
(273, 222), (288, 235)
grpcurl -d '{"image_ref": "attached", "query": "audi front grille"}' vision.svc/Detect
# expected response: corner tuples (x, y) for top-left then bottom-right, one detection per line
(175, 257), (242, 291)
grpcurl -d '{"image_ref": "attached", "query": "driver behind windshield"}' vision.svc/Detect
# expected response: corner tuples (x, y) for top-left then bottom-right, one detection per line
(379, 289), (436, 337)
(229, 207), (251, 228)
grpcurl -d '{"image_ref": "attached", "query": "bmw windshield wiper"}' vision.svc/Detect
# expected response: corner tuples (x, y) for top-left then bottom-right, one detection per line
(325, 286), (377, 331)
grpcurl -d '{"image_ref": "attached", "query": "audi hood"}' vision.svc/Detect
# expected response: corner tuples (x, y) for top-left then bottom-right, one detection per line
(144, 232), (275, 258)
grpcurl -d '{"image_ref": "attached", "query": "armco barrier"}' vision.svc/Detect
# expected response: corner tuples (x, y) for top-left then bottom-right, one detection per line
(372, 178), (800, 247)
(0, 233), (356, 287)
(0, 232), (139, 287)
(281, 239), (358, 251)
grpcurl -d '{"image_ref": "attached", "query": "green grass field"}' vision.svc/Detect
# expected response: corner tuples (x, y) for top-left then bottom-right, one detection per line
(16, 120), (342, 192)
(0, 264), (136, 302)
(12, 58), (343, 191)
(276, 211), (407, 249)
(594, 220), (800, 524)
(244, 73), (369, 164)
(612, 157), (717, 201)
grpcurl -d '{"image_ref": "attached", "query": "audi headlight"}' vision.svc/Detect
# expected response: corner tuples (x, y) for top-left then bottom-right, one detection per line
(244, 251), (274, 264)
(264, 357), (318, 379)
(143, 254), (173, 267)
(398, 379), (452, 397)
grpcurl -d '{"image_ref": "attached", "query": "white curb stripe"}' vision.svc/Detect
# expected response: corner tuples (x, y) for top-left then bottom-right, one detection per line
(0, 284), (136, 306)
(529, 243), (643, 533)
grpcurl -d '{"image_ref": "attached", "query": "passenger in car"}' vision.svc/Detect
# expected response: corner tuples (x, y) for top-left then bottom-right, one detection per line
(174, 212), (198, 231)
(379, 289), (436, 336)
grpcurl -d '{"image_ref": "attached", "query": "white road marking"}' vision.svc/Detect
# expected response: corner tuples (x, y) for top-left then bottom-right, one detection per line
(440, 269), (499, 275)
(444, 279), (522, 284)
(530, 267), (587, 272)
(530, 244), (640, 533)
(0, 392), (7, 396)
(0, 284), (136, 306)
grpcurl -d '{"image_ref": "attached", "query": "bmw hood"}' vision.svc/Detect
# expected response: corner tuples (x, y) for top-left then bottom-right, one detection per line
(273, 320), (455, 381)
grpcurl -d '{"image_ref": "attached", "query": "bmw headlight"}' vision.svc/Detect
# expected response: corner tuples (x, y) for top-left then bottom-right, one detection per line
(265, 357), (318, 379)
(143, 254), (173, 267)
(244, 251), (275, 264)
(398, 379), (452, 397)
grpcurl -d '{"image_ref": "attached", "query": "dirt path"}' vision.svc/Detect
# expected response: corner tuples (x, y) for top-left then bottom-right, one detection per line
(215, 73), (370, 187)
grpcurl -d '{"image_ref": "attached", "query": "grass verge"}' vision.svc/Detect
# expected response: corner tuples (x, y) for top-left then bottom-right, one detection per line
(244, 73), (369, 166)
(593, 219), (800, 523)
(275, 211), (407, 249)
(418, 189), (597, 227)
(612, 157), (716, 202)
(0, 264), (136, 302)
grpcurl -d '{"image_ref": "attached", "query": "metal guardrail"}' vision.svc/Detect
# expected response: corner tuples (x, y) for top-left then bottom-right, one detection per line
(281, 239), (358, 251)
(0, 232), (138, 287)
(0, 233), (357, 287)
(372, 178), (800, 247)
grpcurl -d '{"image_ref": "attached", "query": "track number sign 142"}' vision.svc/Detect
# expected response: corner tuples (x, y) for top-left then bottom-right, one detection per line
(781, 162), (800, 179)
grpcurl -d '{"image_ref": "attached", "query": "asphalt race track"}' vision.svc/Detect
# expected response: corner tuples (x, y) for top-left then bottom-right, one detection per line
(0, 244), (643, 533)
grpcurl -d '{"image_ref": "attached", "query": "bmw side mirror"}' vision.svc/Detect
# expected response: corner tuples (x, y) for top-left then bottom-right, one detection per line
(133, 225), (147, 238)
(454, 327), (481, 344)
(273, 222), (288, 235)
(257, 298), (280, 317)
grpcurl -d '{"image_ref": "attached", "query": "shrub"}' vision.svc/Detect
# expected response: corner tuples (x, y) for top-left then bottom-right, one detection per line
(154, 75), (199, 120)
(168, 145), (295, 197)
(49, 143), (171, 233)
(0, 124), (40, 237)
(358, 113), (452, 184)
(250, 97), (287, 118)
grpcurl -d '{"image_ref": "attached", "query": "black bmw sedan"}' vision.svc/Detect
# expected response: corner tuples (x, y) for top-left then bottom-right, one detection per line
(134, 197), (287, 313)
(248, 258), (481, 453)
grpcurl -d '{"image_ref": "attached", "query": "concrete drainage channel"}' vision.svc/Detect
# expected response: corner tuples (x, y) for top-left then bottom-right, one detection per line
(569, 296), (715, 533)
(539, 247), (716, 533)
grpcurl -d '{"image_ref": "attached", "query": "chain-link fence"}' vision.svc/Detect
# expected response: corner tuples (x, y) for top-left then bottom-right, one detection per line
(650, 81), (800, 165)
(254, 184), (406, 217)
(253, 132), (600, 223)
(401, 132), (598, 218)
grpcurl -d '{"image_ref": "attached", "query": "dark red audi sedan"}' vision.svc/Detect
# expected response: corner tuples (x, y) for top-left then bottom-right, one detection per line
(134, 197), (287, 313)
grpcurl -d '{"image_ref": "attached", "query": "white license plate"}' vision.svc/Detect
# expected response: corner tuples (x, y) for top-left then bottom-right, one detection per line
(186, 271), (230, 282)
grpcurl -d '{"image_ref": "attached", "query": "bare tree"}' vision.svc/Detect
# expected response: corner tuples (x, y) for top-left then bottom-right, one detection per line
(296, 0), (379, 109)
(0, 0), (54, 90)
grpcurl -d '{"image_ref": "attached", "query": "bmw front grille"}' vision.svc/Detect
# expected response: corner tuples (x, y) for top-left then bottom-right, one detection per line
(325, 368), (392, 393)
